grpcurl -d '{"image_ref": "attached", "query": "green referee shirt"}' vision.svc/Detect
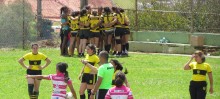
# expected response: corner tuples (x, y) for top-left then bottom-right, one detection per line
(97, 63), (114, 89)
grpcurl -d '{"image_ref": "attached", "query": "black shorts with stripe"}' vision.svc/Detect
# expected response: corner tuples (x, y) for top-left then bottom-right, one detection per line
(70, 31), (78, 37)
(81, 73), (97, 85)
(27, 69), (42, 75)
(123, 28), (130, 35)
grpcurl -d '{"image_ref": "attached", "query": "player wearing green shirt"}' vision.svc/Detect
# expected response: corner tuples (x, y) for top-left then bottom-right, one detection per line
(90, 51), (114, 99)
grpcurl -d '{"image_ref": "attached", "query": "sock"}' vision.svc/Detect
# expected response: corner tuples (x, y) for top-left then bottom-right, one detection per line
(33, 91), (39, 99)
(107, 44), (111, 53)
(28, 84), (34, 99)
(122, 44), (126, 52)
(125, 43), (129, 52)
(87, 89), (91, 99)
(104, 45), (108, 51)
(80, 94), (86, 99)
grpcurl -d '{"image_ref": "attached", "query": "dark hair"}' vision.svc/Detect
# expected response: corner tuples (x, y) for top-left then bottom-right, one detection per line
(56, 62), (69, 83)
(115, 71), (126, 87)
(111, 6), (117, 12)
(99, 51), (109, 61)
(87, 44), (96, 54)
(60, 6), (68, 16)
(71, 11), (80, 17)
(92, 11), (98, 16)
(85, 5), (91, 10)
(111, 59), (128, 74)
(31, 43), (39, 48)
(98, 6), (103, 15)
(104, 7), (111, 21)
(194, 51), (206, 63)
(119, 8), (125, 13)
(116, 8), (122, 18)
(80, 8), (87, 16)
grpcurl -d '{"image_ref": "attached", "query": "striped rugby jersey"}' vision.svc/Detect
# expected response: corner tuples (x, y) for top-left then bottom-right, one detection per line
(47, 73), (72, 98)
(105, 85), (133, 99)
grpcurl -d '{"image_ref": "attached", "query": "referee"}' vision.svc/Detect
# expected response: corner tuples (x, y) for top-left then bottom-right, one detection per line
(184, 51), (213, 99)
(86, 51), (114, 99)
(18, 43), (51, 99)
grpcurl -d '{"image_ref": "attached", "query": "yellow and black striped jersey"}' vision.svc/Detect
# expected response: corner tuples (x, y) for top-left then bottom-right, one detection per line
(189, 62), (212, 81)
(122, 13), (130, 29)
(83, 54), (100, 73)
(101, 13), (115, 30)
(70, 17), (79, 31)
(90, 15), (100, 32)
(23, 52), (47, 70)
(79, 15), (90, 29)
(115, 13), (126, 28)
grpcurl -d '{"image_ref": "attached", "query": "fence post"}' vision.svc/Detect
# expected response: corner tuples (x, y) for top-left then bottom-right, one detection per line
(22, 0), (25, 49)
(135, 0), (138, 31)
(190, 0), (194, 33)
(37, 0), (42, 39)
(80, 0), (88, 10)
(130, 0), (138, 41)
(189, 0), (194, 44)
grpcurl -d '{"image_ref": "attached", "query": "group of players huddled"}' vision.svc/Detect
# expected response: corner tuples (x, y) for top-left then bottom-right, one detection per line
(60, 5), (130, 57)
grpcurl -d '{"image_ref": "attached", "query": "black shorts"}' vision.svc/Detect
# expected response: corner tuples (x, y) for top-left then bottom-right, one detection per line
(79, 29), (90, 39)
(81, 73), (97, 84)
(103, 29), (114, 35)
(90, 32), (100, 38)
(96, 89), (108, 99)
(124, 28), (130, 35)
(189, 81), (207, 99)
(115, 27), (124, 37)
(27, 69), (42, 75)
(70, 31), (78, 37)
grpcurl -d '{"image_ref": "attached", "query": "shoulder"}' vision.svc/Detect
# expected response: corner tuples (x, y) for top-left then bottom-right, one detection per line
(25, 52), (32, 56)
(38, 52), (47, 56)
(204, 63), (211, 67)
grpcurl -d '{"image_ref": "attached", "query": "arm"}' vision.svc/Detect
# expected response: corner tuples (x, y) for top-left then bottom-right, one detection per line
(41, 58), (51, 69)
(26, 75), (49, 80)
(81, 60), (98, 73)
(184, 54), (194, 70)
(208, 72), (214, 94)
(104, 90), (111, 99)
(68, 83), (77, 99)
(110, 16), (117, 26)
(78, 65), (85, 80)
(18, 58), (28, 69)
(91, 76), (103, 96)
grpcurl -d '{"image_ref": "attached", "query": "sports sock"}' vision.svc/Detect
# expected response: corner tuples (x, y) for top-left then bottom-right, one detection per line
(80, 94), (86, 99)
(87, 89), (91, 99)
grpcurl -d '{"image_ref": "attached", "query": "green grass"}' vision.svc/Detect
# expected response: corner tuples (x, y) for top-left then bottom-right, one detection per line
(0, 48), (220, 99)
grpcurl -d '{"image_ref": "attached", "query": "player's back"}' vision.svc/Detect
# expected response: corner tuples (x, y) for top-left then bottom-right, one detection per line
(105, 85), (133, 99)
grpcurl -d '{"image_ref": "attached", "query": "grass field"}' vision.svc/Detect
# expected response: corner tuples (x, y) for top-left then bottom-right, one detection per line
(0, 48), (220, 99)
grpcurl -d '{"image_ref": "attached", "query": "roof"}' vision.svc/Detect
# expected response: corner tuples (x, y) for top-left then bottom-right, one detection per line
(2, 0), (113, 20)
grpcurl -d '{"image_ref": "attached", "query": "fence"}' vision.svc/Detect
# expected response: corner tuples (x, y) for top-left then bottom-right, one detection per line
(1, 0), (220, 48)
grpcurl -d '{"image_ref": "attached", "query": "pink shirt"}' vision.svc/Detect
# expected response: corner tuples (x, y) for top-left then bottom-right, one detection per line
(105, 85), (133, 99)
(47, 73), (72, 98)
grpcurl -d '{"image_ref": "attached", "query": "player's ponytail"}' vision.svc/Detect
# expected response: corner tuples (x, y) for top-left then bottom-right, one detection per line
(64, 71), (70, 83)
(115, 71), (126, 87)
(111, 59), (128, 74)
(56, 62), (70, 83)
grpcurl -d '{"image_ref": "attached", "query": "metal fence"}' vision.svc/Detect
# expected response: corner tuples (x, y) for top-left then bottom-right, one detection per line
(1, 0), (220, 48)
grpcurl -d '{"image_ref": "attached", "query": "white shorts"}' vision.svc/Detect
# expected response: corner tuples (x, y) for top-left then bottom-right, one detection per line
(51, 96), (65, 99)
